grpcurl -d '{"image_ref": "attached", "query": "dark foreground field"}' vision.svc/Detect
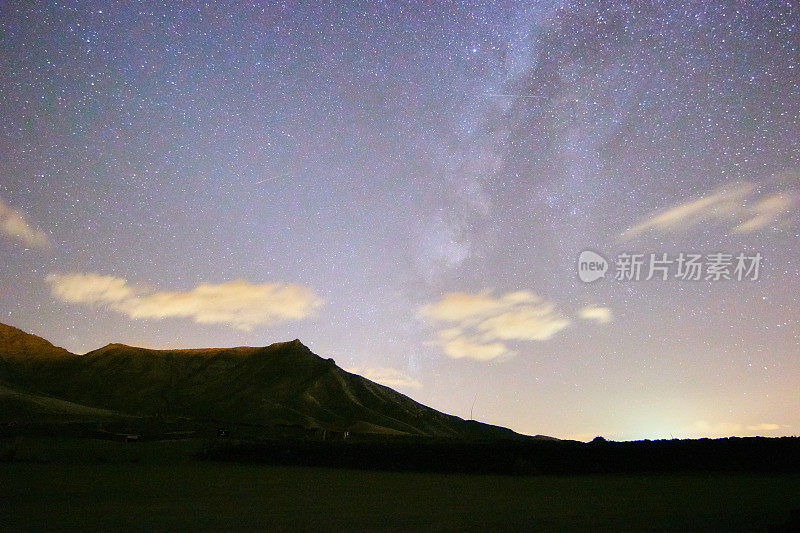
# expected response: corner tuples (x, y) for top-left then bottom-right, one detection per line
(1, 438), (799, 531)
(2, 463), (799, 531)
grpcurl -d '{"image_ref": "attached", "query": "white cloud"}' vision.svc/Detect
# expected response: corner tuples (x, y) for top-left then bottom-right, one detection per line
(745, 423), (780, 432)
(682, 420), (782, 437)
(478, 304), (571, 341)
(622, 180), (800, 239)
(578, 305), (613, 324)
(435, 335), (510, 360)
(0, 198), (51, 249)
(47, 273), (135, 304)
(46, 273), (322, 331)
(734, 192), (797, 233)
(345, 367), (422, 389)
(420, 290), (570, 361)
(688, 420), (743, 436)
(420, 290), (544, 323)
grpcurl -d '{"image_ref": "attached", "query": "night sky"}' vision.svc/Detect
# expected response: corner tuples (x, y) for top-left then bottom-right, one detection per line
(1, 1), (798, 441)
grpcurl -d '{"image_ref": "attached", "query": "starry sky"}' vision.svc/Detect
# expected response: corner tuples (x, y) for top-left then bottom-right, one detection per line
(1, 1), (798, 441)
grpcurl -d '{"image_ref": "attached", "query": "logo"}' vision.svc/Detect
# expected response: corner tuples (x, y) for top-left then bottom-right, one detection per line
(578, 250), (608, 282)
(577, 251), (762, 282)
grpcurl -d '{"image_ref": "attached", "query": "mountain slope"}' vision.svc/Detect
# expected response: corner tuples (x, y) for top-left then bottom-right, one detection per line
(0, 323), (523, 439)
(0, 322), (74, 387)
(0, 380), (130, 421)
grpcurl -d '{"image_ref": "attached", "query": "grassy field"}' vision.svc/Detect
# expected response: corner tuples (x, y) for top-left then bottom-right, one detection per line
(1, 439), (799, 531)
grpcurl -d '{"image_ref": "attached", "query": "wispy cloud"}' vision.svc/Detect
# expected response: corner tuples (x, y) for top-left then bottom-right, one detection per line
(0, 198), (51, 249)
(622, 180), (800, 239)
(734, 192), (798, 233)
(345, 367), (422, 389)
(578, 305), (613, 324)
(419, 290), (571, 360)
(745, 423), (780, 431)
(48, 273), (134, 304)
(46, 273), (323, 331)
(435, 333), (509, 360)
(683, 420), (783, 438)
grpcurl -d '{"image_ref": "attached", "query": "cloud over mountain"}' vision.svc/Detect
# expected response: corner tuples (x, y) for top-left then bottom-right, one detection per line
(46, 273), (322, 330)
(345, 367), (422, 389)
(419, 290), (571, 360)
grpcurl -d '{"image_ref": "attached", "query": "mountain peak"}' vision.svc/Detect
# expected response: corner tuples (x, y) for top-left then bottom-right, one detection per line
(0, 322), (74, 360)
(83, 343), (130, 356)
(268, 338), (312, 352)
(102, 342), (129, 349)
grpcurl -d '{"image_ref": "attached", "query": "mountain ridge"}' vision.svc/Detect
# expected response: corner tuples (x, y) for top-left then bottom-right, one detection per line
(0, 322), (528, 440)
(0, 322), (74, 360)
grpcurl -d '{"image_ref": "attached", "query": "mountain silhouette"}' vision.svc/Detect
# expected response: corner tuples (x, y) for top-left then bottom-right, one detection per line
(0, 322), (523, 439)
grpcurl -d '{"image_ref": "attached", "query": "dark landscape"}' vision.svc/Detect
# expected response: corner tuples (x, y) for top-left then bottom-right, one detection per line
(2, 321), (799, 530)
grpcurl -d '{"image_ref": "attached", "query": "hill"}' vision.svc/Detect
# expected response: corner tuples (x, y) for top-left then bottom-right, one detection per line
(0, 380), (131, 422)
(0, 322), (523, 439)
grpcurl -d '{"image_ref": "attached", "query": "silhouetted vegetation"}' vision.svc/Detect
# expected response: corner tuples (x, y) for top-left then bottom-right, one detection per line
(201, 435), (800, 475)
